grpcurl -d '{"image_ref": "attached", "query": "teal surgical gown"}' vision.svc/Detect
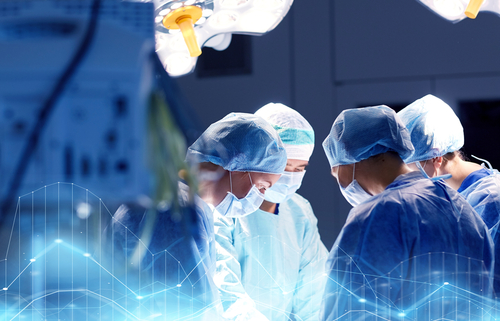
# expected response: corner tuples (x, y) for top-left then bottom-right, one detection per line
(214, 193), (328, 321)
(321, 171), (494, 321)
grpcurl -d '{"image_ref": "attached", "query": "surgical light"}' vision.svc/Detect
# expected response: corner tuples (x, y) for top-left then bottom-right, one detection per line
(162, 5), (203, 57)
(153, 0), (294, 77)
(220, 0), (249, 8)
(416, 0), (500, 22)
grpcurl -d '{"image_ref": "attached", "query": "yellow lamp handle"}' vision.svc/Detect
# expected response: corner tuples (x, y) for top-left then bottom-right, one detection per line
(465, 0), (485, 19)
(177, 16), (202, 57)
(163, 6), (203, 57)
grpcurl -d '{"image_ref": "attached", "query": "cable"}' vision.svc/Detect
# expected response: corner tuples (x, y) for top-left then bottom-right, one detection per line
(0, 0), (102, 227)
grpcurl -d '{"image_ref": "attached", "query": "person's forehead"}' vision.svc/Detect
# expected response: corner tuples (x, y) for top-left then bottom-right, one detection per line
(287, 159), (308, 166)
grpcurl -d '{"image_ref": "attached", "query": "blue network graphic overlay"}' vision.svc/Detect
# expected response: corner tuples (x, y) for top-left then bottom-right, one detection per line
(324, 248), (500, 320)
(4, 181), (500, 320)
(0, 183), (217, 320)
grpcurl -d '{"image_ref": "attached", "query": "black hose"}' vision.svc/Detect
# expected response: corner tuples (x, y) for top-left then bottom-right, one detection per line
(0, 0), (102, 226)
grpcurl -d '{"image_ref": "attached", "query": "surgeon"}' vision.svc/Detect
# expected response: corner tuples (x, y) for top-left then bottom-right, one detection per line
(398, 93), (500, 295)
(185, 112), (287, 269)
(214, 103), (328, 321)
(109, 112), (287, 320)
(321, 106), (493, 321)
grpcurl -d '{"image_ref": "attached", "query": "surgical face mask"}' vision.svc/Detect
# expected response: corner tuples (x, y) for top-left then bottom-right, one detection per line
(338, 164), (372, 207)
(264, 170), (306, 203)
(215, 172), (265, 217)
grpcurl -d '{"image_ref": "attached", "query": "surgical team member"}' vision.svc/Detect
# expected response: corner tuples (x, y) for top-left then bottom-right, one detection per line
(398, 93), (500, 294)
(214, 103), (328, 321)
(185, 112), (287, 270)
(321, 106), (493, 321)
(110, 112), (287, 320)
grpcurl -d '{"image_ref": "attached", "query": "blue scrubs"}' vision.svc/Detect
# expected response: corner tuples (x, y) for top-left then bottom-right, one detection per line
(321, 171), (494, 321)
(459, 167), (500, 296)
(459, 168), (500, 236)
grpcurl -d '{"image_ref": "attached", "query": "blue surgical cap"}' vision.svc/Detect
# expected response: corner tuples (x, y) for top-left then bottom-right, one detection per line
(398, 94), (464, 164)
(322, 105), (414, 167)
(186, 112), (287, 174)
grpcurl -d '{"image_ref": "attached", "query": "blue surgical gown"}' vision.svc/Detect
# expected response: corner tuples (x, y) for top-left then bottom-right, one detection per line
(105, 181), (222, 320)
(320, 171), (494, 321)
(214, 193), (328, 321)
(459, 167), (500, 296)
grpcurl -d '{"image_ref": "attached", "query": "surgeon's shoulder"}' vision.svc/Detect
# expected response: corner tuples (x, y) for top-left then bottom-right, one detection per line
(287, 193), (311, 207)
(285, 193), (317, 220)
(472, 173), (500, 195)
(348, 190), (405, 224)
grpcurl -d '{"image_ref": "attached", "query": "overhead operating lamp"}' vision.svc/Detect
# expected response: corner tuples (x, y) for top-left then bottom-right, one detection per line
(416, 0), (500, 22)
(153, 0), (294, 77)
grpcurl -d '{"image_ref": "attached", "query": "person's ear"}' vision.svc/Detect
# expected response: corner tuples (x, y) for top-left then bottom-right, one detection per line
(432, 156), (443, 176)
(432, 156), (443, 170)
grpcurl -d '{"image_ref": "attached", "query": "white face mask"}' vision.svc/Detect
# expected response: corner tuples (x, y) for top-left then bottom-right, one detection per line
(215, 172), (265, 217)
(338, 164), (372, 207)
(264, 170), (306, 203)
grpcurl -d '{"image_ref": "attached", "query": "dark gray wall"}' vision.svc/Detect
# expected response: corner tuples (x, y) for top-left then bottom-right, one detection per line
(176, 0), (500, 250)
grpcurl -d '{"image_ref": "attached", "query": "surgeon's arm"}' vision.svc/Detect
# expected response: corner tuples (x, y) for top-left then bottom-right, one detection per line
(214, 212), (270, 321)
(290, 205), (329, 321)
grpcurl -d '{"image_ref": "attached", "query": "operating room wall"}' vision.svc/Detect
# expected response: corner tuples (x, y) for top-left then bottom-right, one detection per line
(176, 0), (500, 250)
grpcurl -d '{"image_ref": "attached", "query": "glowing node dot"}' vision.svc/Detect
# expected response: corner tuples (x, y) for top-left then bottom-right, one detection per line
(323, 273), (328, 276)
(137, 296), (143, 300)
(177, 284), (182, 287)
(2, 288), (7, 291)
(83, 253), (91, 257)
(444, 282), (449, 285)
(55, 239), (63, 243)
(398, 313), (406, 317)
(359, 299), (366, 303)
(30, 259), (35, 262)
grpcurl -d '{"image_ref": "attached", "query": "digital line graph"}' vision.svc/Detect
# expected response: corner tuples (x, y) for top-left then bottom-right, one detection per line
(0, 182), (218, 320)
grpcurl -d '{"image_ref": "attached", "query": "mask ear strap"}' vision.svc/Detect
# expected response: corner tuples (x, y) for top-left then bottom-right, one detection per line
(229, 171), (233, 194)
(248, 172), (254, 186)
(415, 161), (430, 179)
